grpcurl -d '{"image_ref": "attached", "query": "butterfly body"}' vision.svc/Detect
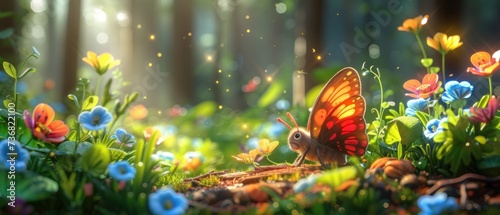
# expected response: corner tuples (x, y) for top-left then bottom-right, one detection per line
(278, 67), (368, 167)
(285, 127), (348, 165)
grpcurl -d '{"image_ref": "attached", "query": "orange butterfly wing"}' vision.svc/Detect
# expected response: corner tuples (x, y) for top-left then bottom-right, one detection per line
(307, 67), (368, 156)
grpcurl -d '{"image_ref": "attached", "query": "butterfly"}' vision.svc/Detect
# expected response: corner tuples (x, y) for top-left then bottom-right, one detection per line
(277, 67), (368, 167)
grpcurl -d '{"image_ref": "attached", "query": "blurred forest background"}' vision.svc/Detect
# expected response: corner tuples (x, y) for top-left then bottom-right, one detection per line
(1, 0), (499, 116)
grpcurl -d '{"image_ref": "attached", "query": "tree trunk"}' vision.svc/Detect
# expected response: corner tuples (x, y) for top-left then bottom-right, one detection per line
(61, 0), (81, 101)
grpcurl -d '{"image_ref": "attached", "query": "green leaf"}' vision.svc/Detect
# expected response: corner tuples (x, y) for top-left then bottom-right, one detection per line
(67, 94), (80, 109)
(305, 85), (323, 108)
(429, 66), (440, 74)
(420, 58), (433, 68)
(477, 156), (500, 176)
(2, 61), (16, 79)
(101, 78), (113, 106)
(477, 95), (491, 108)
(316, 166), (359, 188)
(18, 67), (36, 79)
(81, 95), (99, 111)
(3, 99), (13, 109)
(80, 144), (111, 176)
(0, 171), (58, 202)
(257, 82), (283, 107)
(193, 100), (217, 117)
(397, 142), (403, 159)
(384, 116), (422, 145)
(56, 141), (92, 155)
(415, 111), (429, 127)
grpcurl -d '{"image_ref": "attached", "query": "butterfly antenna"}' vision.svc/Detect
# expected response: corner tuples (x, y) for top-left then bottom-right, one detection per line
(277, 117), (293, 130)
(286, 112), (300, 131)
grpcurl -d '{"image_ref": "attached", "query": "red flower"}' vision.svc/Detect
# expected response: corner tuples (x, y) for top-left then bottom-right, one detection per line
(469, 96), (500, 124)
(467, 50), (500, 77)
(23, 103), (69, 144)
(403, 73), (441, 99)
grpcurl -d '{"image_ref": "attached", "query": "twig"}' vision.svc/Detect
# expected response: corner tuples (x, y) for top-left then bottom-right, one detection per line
(426, 173), (500, 195)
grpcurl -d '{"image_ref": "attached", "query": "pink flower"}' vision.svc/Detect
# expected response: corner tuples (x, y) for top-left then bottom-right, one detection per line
(469, 96), (500, 124)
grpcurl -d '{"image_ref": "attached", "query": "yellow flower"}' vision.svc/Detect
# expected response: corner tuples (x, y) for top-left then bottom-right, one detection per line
(426, 33), (463, 54)
(258, 139), (279, 156)
(397, 14), (429, 33)
(82, 51), (121, 75)
(232, 148), (260, 164)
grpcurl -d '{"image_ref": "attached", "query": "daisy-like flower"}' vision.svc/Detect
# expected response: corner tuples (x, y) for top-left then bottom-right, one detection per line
(258, 139), (279, 156)
(232, 148), (260, 164)
(467, 50), (500, 77)
(441, 81), (473, 104)
(78, 106), (113, 131)
(397, 14), (429, 33)
(107, 161), (136, 182)
(403, 73), (441, 99)
(23, 103), (69, 144)
(82, 51), (121, 75)
(426, 33), (463, 54)
(469, 96), (500, 124)
(148, 188), (189, 215)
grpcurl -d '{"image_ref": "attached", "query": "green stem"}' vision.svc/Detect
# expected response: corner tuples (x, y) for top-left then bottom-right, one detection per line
(266, 156), (279, 165)
(488, 76), (493, 96)
(415, 33), (430, 73)
(95, 75), (102, 99)
(441, 53), (446, 84)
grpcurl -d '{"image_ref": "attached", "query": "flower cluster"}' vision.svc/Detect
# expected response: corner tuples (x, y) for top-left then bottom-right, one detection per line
(232, 139), (279, 165)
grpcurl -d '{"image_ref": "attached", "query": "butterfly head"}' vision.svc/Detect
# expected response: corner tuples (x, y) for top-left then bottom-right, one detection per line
(277, 112), (313, 153)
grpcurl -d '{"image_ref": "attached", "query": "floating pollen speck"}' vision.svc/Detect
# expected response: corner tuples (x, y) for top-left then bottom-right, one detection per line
(218, 105), (223, 110)
(149, 34), (155, 40)
(157, 52), (162, 58)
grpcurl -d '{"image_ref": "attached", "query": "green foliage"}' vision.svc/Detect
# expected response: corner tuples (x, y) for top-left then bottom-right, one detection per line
(80, 143), (111, 177)
(384, 116), (422, 145)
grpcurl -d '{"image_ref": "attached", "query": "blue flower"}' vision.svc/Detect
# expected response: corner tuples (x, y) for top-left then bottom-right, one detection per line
(0, 139), (30, 172)
(423, 119), (444, 140)
(152, 151), (175, 162)
(275, 99), (290, 110)
(148, 187), (189, 215)
(441, 81), (473, 103)
(78, 106), (113, 130)
(108, 161), (136, 181)
(292, 174), (320, 193)
(268, 122), (286, 138)
(111, 128), (136, 146)
(405, 98), (428, 116)
(417, 192), (459, 215)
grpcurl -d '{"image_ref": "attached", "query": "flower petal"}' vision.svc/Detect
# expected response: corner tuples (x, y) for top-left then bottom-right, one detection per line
(33, 103), (55, 125)
(403, 79), (421, 93)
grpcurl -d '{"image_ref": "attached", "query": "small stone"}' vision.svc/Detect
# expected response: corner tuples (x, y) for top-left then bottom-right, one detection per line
(400, 174), (419, 189)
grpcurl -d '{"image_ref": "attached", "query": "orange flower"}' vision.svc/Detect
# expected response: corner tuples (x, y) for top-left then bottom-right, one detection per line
(397, 14), (429, 33)
(426, 33), (463, 54)
(467, 50), (500, 77)
(403, 73), (441, 99)
(82, 51), (121, 75)
(129, 104), (148, 120)
(23, 103), (69, 144)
